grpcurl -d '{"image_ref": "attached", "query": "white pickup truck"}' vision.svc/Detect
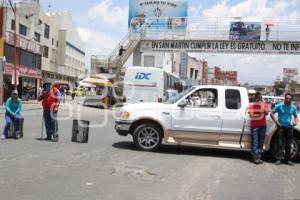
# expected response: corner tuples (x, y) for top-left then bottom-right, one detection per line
(115, 85), (300, 160)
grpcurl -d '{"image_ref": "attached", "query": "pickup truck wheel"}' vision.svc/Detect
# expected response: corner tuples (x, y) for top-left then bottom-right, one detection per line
(133, 123), (162, 151)
(270, 135), (300, 161)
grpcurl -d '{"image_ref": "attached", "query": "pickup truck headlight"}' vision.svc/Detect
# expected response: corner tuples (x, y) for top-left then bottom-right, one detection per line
(120, 111), (131, 120)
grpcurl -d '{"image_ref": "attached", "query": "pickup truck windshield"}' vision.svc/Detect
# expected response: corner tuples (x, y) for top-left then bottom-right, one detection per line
(164, 87), (196, 104)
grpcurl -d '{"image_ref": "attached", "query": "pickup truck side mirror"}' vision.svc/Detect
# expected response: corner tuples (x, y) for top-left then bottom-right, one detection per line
(178, 101), (187, 108)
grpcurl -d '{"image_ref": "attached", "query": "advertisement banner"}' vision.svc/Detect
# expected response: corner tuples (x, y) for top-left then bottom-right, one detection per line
(128, 0), (188, 31)
(229, 21), (261, 41)
(140, 40), (300, 55)
(4, 63), (42, 79)
(283, 68), (298, 78)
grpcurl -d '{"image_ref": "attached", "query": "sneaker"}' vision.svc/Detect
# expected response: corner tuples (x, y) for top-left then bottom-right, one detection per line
(253, 155), (260, 165)
(15, 131), (20, 139)
(52, 134), (59, 142)
(275, 160), (282, 165)
(286, 161), (294, 166)
(1, 135), (5, 140)
(258, 159), (264, 164)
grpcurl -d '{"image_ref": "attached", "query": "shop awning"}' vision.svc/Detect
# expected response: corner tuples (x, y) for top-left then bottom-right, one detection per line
(82, 77), (113, 87)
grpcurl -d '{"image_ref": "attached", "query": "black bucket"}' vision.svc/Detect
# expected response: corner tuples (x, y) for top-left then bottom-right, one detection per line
(8, 118), (24, 139)
(72, 120), (89, 143)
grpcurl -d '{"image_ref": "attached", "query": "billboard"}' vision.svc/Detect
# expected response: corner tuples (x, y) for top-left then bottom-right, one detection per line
(128, 0), (188, 31)
(229, 21), (261, 41)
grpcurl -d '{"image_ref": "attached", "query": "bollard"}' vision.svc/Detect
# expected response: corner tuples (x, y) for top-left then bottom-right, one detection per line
(72, 120), (89, 143)
(8, 118), (24, 139)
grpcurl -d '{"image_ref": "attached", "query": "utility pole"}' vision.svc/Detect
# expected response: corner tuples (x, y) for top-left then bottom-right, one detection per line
(8, 0), (18, 89)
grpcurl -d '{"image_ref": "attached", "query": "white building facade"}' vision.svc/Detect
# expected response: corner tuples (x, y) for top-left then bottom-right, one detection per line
(1, 0), (85, 101)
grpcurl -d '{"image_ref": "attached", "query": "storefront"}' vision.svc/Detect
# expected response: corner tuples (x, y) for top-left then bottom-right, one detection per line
(3, 63), (41, 101)
(3, 32), (42, 101)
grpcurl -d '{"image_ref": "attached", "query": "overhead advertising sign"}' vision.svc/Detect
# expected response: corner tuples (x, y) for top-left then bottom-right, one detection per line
(128, 0), (188, 31)
(229, 21), (261, 41)
(140, 40), (300, 55)
(6, 32), (42, 54)
(283, 68), (298, 78)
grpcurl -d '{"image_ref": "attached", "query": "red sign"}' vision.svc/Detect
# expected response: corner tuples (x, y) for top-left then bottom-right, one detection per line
(6, 31), (42, 54)
(4, 63), (42, 79)
(223, 71), (237, 81)
(214, 67), (222, 80)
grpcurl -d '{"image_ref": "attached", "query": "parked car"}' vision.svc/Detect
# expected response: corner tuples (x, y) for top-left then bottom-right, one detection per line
(115, 85), (300, 160)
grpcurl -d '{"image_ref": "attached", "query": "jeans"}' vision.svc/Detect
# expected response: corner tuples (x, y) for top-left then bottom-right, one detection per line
(3, 113), (21, 137)
(43, 111), (58, 139)
(277, 127), (293, 161)
(251, 126), (266, 158)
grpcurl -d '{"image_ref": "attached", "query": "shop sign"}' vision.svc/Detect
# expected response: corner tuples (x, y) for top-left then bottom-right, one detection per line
(4, 63), (42, 79)
(6, 32), (42, 54)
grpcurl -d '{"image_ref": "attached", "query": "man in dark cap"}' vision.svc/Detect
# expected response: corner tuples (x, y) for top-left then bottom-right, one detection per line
(38, 80), (61, 141)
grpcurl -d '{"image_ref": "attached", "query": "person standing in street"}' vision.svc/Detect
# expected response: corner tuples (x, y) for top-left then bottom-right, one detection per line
(248, 92), (270, 164)
(38, 81), (61, 141)
(271, 93), (298, 166)
(2, 90), (23, 140)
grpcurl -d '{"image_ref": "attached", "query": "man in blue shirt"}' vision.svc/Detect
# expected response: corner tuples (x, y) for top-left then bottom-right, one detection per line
(2, 90), (23, 140)
(271, 93), (298, 166)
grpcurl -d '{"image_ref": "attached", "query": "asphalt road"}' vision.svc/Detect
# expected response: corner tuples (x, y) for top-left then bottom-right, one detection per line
(0, 101), (300, 200)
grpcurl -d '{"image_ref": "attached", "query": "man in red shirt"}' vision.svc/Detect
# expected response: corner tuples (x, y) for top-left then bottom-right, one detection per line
(248, 92), (270, 164)
(38, 81), (61, 141)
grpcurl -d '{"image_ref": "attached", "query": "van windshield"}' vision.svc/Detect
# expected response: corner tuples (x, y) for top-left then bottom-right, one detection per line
(164, 87), (195, 104)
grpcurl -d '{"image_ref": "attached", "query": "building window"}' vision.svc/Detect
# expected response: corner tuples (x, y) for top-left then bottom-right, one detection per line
(11, 19), (15, 30)
(190, 68), (194, 79)
(43, 46), (49, 58)
(34, 32), (41, 42)
(52, 38), (54, 45)
(38, 19), (42, 25)
(144, 55), (155, 67)
(195, 70), (198, 80)
(19, 24), (27, 36)
(44, 23), (50, 39)
(56, 41), (59, 48)
(4, 44), (14, 63)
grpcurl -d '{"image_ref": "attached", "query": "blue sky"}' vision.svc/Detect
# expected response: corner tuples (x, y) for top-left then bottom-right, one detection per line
(41, 0), (300, 85)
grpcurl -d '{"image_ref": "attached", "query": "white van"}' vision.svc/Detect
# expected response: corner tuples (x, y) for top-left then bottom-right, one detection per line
(123, 66), (180, 104)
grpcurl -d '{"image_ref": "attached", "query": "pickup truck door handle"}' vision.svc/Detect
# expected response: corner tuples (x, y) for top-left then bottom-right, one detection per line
(162, 112), (170, 115)
(212, 115), (221, 120)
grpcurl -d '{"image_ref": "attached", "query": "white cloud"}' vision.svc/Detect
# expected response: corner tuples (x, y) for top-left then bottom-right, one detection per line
(77, 27), (120, 68)
(192, 0), (300, 84)
(87, 0), (128, 29)
(201, 0), (300, 18)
